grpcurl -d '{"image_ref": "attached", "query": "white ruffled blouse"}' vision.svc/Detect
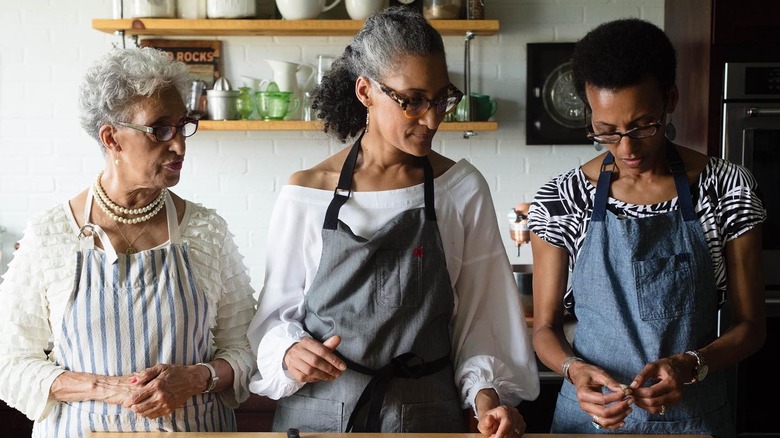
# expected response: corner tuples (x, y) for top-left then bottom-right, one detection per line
(0, 199), (257, 421)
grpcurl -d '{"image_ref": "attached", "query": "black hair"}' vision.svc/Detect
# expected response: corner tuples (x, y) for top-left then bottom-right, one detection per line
(571, 18), (677, 111)
(310, 6), (446, 142)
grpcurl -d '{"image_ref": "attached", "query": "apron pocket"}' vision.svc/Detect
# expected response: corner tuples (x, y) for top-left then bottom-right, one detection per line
(401, 398), (465, 432)
(375, 249), (422, 308)
(633, 253), (695, 321)
(272, 394), (343, 432)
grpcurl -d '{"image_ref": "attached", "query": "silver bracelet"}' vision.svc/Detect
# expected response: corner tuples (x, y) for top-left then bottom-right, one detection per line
(561, 356), (584, 383)
(196, 362), (219, 393)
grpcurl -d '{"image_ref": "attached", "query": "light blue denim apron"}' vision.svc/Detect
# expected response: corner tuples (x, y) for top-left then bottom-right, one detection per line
(272, 136), (464, 433)
(34, 190), (234, 437)
(551, 141), (734, 438)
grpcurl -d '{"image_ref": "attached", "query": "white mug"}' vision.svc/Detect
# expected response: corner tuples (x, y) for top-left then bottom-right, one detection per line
(345, 0), (388, 20)
(275, 0), (342, 20)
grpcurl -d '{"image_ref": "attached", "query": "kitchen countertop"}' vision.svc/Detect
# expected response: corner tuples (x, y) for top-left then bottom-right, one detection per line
(89, 433), (711, 438)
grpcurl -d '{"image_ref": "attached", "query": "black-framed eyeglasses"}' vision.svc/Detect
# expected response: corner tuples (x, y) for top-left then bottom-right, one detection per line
(369, 78), (463, 120)
(586, 118), (663, 144)
(115, 118), (199, 142)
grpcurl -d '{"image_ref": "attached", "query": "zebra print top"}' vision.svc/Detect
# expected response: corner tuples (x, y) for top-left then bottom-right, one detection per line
(527, 156), (766, 309)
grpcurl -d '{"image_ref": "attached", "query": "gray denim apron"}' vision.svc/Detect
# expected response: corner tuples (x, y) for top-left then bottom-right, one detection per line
(551, 141), (734, 438)
(272, 136), (465, 433)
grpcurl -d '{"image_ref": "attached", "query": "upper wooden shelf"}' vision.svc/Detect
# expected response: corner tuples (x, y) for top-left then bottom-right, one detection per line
(198, 120), (498, 132)
(91, 18), (499, 37)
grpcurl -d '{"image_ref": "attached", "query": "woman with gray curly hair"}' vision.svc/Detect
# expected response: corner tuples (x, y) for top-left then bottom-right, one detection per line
(0, 47), (256, 435)
(248, 6), (539, 436)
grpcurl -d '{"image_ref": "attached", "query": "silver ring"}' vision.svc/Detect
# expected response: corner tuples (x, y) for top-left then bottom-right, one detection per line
(591, 415), (602, 430)
(660, 404), (666, 416)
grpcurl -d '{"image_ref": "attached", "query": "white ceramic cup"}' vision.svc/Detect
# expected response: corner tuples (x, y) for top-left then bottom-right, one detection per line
(345, 0), (388, 20)
(275, 0), (342, 20)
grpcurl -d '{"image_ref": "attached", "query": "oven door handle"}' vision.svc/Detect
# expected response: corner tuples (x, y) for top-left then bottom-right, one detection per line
(746, 107), (780, 117)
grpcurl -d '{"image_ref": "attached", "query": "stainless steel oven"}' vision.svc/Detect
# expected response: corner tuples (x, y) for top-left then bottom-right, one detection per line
(721, 62), (780, 438)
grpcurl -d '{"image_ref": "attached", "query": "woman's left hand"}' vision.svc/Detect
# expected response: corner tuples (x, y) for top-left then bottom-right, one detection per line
(124, 363), (204, 418)
(477, 404), (526, 438)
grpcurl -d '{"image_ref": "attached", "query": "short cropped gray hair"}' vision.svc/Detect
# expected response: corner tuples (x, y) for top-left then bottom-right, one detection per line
(78, 47), (191, 151)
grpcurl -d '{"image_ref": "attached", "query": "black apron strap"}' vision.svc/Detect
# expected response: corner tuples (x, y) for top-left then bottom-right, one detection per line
(666, 141), (696, 222)
(421, 156), (436, 221)
(591, 152), (615, 222)
(324, 135), (437, 229)
(339, 352), (450, 432)
(324, 135), (362, 230)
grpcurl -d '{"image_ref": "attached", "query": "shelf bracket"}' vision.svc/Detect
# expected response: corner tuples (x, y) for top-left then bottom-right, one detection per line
(463, 31), (476, 139)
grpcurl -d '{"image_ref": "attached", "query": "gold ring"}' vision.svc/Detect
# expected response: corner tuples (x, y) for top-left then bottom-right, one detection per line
(660, 404), (666, 416)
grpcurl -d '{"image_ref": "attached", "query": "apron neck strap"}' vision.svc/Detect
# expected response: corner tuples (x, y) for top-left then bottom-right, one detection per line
(591, 141), (695, 222)
(323, 134), (436, 230)
(80, 188), (118, 263)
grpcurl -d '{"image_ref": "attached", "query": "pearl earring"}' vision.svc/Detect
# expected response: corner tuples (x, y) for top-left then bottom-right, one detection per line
(114, 154), (120, 166)
(593, 141), (603, 151)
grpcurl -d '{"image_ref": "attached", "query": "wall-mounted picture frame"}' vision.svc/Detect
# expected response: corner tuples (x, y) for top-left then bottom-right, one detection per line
(140, 39), (222, 88)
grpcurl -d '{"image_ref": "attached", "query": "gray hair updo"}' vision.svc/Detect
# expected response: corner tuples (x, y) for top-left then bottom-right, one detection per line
(311, 6), (446, 142)
(78, 47), (191, 151)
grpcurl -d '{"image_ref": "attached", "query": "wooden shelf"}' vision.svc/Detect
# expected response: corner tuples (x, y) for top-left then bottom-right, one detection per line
(199, 120), (498, 131)
(91, 18), (499, 37)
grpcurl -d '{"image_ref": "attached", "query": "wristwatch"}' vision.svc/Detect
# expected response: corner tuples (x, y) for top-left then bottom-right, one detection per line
(684, 350), (708, 384)
(197, 362), (219, 393)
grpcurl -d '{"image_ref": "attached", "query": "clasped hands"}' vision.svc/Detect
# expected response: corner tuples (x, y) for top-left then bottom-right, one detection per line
(101, 363), (209, 419)
(571, 357), (687, 430)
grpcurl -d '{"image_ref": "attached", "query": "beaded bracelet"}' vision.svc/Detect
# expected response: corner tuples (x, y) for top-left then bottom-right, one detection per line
(561, 356), (584, 383)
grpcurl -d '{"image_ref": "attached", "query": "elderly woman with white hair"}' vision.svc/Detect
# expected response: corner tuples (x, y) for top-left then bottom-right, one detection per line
(0, 47), (256, 436)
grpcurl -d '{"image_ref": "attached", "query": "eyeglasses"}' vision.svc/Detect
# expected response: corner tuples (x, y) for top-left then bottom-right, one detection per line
(369, 78), (463, 120)
(586, 118), (663, 144)
(115, 118), (199, 142)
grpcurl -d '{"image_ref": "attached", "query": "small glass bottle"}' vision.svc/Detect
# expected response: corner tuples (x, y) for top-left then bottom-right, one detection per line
(237, 87), (255, 120)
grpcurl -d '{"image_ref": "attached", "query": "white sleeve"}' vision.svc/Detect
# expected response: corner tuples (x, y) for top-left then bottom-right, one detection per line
(445, 170), (540, 411)
(0, 215), (69, 421)
(247, 193), (319, 399)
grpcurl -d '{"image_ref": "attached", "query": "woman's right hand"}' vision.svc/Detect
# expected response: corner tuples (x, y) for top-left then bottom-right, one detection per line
(570, 362), (635, 430)
(283, 335), (346, 383)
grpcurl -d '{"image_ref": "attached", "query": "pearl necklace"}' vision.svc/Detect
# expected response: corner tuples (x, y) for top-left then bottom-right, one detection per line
(93, 173), (167, 225)
(95, 171), (165, 215)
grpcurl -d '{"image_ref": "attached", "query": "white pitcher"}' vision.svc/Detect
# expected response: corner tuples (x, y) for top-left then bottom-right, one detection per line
(265, 59), (315, 94)
(275, 0), (342, 20)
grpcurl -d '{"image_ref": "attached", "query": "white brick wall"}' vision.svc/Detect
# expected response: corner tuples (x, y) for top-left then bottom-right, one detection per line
(0, 0), (664, 294)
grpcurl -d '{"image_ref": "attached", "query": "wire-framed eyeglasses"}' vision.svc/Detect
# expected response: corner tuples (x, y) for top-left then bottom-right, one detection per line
(115, 118), (199, 142)
(586, 118), (663, 144)
(369, 78), (463, 120)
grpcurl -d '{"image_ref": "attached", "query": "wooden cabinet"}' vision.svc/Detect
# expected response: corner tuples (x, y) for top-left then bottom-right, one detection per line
(91, 18), (500, 134)
(664, 0), (780, 156)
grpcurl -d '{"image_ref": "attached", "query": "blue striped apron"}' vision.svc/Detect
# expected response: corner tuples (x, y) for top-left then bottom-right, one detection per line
(33, 189), (235, 437)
